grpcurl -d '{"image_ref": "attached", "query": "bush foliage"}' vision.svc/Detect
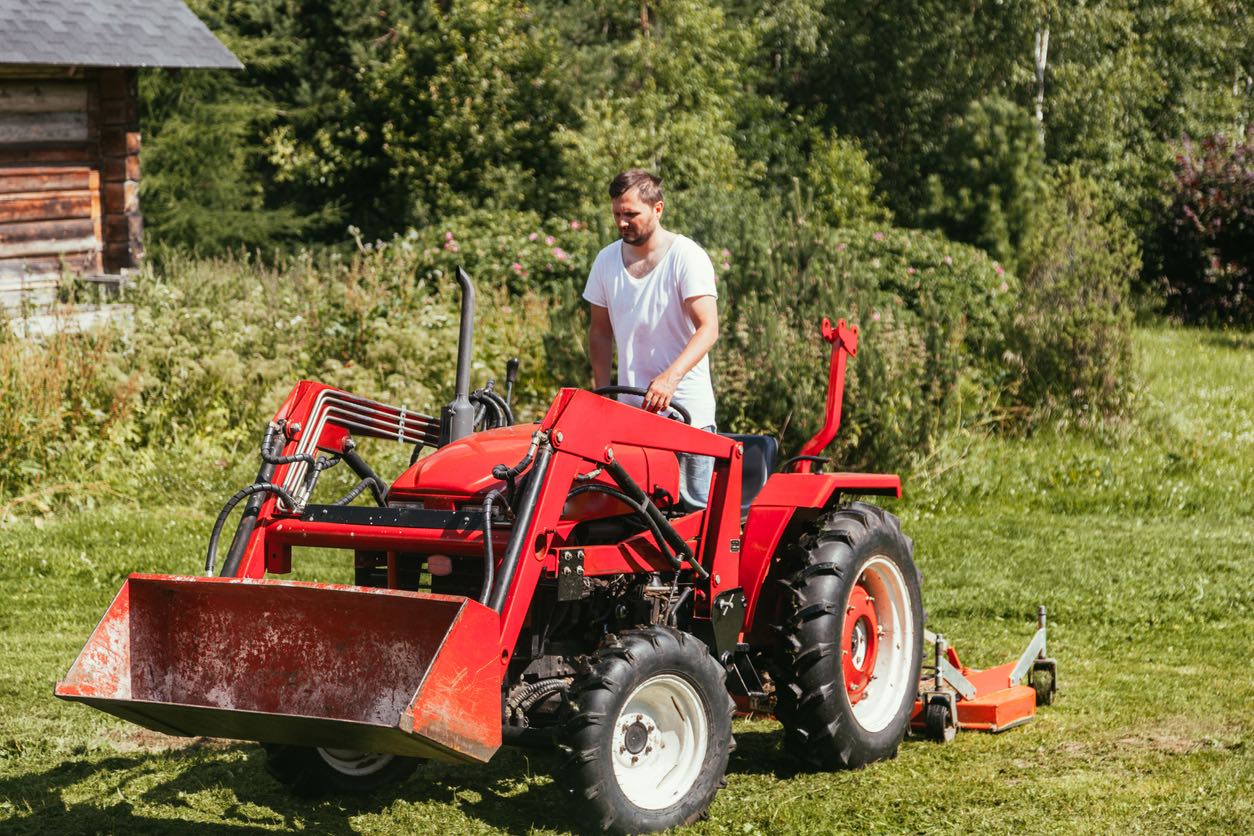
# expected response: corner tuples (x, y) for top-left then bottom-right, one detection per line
(1157, 129), (1253, 326)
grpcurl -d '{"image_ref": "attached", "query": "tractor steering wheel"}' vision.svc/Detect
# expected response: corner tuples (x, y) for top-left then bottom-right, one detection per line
(592, 386), (693, 425)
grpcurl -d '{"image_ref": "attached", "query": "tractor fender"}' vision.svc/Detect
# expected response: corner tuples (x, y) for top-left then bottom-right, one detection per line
(740, 472), (901, 638)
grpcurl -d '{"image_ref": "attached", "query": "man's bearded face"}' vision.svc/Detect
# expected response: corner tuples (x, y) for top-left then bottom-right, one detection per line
(612, 189), (663, 246)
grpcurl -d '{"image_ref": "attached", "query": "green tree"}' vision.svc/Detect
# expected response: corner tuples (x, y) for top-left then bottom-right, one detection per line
(923, 97), (1047, 274)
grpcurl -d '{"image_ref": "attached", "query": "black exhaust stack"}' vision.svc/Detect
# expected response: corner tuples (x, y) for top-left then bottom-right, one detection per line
(440, 266), (476, 445)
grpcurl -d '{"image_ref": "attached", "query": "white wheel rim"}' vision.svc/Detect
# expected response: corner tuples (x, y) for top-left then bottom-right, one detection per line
(611, 673), (709, 810)
(317, 748), (394, 777)
(849, 556), (916, 733)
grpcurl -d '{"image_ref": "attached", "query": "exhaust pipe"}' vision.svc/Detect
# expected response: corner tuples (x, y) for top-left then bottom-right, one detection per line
(440, 266), (476, 445)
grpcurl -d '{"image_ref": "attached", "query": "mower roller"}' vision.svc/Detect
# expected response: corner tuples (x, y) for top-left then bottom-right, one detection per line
(56, 267), (1057, 832)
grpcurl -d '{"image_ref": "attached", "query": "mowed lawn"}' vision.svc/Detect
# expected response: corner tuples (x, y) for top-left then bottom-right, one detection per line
(0, 327), (1250, 834)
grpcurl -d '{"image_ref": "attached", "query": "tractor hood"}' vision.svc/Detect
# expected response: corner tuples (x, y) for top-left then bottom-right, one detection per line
(388, 422), (680, 515)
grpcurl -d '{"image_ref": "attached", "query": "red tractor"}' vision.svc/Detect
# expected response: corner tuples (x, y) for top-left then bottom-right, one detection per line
(57, 269), (1055, 833)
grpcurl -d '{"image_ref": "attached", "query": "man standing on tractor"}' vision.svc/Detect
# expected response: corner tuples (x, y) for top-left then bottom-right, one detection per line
(584, 169), (720, 508)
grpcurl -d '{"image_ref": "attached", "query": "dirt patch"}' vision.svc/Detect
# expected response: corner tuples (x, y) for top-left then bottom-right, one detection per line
(1115, 734), (1206, 754)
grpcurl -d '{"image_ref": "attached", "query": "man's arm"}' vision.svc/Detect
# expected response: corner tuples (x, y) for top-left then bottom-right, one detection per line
(588, 304), (614, 389)
(644, 295), (718, 413)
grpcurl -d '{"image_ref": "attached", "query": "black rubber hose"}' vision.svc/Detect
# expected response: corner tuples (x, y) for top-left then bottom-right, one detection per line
(260, 423), (317, 466)
(482, 388), (514, 426)
(668, 586), (692, 626)
(206, 482), (297, 576)
(480, 489), (511, 605)
(781, 454), (831, 472)
(488, 442), (553, 613)
(603, 457), (709, 579)
(565, 483), (681, 572)
(507, 678), (571, 717)
(341, 440), (388, 505)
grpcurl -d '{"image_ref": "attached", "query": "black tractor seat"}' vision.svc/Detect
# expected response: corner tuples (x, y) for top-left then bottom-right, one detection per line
(719, 433), (779, 514)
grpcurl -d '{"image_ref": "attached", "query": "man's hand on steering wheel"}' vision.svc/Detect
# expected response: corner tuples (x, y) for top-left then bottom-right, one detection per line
(644, 371), (680, 414)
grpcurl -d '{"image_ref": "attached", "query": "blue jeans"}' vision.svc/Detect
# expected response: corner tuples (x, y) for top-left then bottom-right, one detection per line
(678, 424), (717, 510)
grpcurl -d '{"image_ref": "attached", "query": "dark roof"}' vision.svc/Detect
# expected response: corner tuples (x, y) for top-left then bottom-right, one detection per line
(0, 0), (242, 69)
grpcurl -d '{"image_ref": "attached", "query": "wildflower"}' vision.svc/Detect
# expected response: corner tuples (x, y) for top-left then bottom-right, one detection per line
(872, 310), (881, 321)
(444, 240), (460, 252)
(545, 235), (555, 246)
(569, 220), (582, 230)
(511, 262), (525, 274)
(942, 255), (953, 266)
(994, 262), (1005, 275)
(529, 232), (539, 241)
(553, 247), (568, 261)
(444, 231), (454, 241)
(906, 266), (917, 275)
(873, 231), (885, 241)
(721, 261), (730, 271)
(999, 281), (1009, 293)
(836, 242), (847, 252)
(720, 248), (731, 258)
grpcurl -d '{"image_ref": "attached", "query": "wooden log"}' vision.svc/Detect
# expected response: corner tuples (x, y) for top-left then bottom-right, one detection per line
(0, 167), (94, 194)
(98, 70), (133, 101)
(0, 82), (89, 113)
(0, 190), (94, 223)
(104, 213), (143, 244)
(99, 97), (138, 126)
(0, 112), (89, 144)
(0, 236), (99, 260)
(0, 66), (84, 80)
(104, 241), (139, 271)
(103, 181), (138, 214)
(99, 129), (140, 157)
(0, 217), (95, 244)
(0, 146), (93, 166)
(0, 251), (98, 278)
(102, 154), (141, 182)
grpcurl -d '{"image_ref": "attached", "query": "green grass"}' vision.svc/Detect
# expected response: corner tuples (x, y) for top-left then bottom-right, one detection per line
(1, 327), (1251, 833)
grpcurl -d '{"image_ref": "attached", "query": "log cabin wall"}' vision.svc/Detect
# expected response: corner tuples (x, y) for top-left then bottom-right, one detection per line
(0, 65), (140, 307)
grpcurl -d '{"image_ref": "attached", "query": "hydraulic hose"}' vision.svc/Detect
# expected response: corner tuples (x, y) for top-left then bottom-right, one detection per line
(602, 457), (709, 579)
(205, 482), (297, 576)
(487, 440), (553, 613)
(341, 439), (388, 505)
(479, 489), (511, 605)
(565, 483), (681, 572)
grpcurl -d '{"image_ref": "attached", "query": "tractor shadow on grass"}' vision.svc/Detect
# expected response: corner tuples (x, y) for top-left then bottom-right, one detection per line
(0, 742), (580, 835)
(726, 724), (937, 780)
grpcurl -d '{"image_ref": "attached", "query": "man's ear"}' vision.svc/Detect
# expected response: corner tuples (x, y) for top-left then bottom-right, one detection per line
(654, 200), (665, 217)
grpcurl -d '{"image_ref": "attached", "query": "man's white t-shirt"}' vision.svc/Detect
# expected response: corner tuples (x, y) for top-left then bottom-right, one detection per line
(582, 235), (718, 428)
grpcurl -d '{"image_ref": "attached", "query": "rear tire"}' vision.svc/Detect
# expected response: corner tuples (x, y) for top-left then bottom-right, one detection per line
(774, 501), (924, 769)
(263, 744), (420, 796)
(561, 626), (735, 834)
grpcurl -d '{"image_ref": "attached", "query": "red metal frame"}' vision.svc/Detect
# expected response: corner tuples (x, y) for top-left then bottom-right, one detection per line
(794, 317), (859, 473)
(58, 314), (938, 763)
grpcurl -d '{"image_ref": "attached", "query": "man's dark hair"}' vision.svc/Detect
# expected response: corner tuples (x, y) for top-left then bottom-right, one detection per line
(609, 169), (663, 204)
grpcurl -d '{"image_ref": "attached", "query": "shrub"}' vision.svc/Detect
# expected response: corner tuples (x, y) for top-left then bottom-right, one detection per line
(1157, 129), (1253, 326)
(923, 97), (1048, 276)
(1010, 166), (1138, 421)
(715, 224), (1018, 470)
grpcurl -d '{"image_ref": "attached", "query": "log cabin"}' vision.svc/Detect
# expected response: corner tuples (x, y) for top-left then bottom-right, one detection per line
(0, 0), (240, 310)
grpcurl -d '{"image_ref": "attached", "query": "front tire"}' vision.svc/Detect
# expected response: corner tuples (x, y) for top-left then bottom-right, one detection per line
(263, 744), (421, 796)
(562, 627), (735, 834)
(774, 501), (924, 769)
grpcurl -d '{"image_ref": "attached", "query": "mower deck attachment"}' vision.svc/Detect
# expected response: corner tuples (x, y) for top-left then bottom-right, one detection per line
(55, 575), (503, 763)
(911, 607), (1058, 741)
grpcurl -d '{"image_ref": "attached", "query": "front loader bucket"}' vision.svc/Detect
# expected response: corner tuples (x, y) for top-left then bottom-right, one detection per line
(55, 575), (503, 764)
